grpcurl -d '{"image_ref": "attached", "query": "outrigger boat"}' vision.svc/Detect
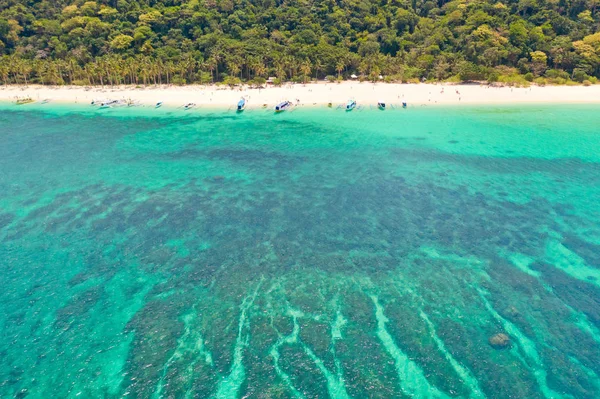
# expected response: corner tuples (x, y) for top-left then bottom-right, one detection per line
(184, 103), (196, 110)
(275, 100), (292, 113)
(237, 97), (246, 111)
(377, 100), (386, 110)
(99, 99), (122, 108)
(346, 99), (356, 111)
(155, 101), (163, 108)
(16, 97), (35, 105)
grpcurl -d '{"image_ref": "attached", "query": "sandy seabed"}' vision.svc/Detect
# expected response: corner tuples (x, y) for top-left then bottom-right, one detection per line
(2, 81), (600, 109)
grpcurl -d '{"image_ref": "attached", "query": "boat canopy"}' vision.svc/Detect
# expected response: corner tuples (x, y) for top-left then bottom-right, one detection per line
(275, 101), (290, 111)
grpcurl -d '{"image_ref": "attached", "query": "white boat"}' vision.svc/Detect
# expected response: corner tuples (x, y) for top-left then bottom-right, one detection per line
(184, 103), (196, 110)
(155, 101), (163, 108)
(41, 99), (50, 104)
(275, 100), (292, 112)
(99, 99), (120, 108)
(237, 98), (246, 111)
(346, 99), (356, 111)
(377, 100), (386, 110)
(402, 100), (407, 108)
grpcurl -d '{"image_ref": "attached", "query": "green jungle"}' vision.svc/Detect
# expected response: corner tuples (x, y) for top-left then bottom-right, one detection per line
(1, 0), (600, 85)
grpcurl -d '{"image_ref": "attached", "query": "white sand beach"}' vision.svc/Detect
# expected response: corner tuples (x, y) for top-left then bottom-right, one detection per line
(2, 82), (600, 108)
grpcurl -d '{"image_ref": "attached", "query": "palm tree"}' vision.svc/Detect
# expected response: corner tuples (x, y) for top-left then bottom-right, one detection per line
(66, 57), (78, 84)
(33, 60), (45, 85)
(140, 57), (150, 85)
(206, 57), (217, 83)
(165, 60), (175, 85)
(253, 57), (267, 78)
(284, 55), (295, 79)
(0, 61), (9, 85)
(212, 51), (222, 81)
(273, 56), (286, 80)
(84, 63), (96, 85)
(15, 57), (32, 85)
(226, 55), (242, 79)
(48, 61), (62, 85)
(313, 59), (324, 80)
(336, 60), (345, 78)
(300, 59), (311, 83)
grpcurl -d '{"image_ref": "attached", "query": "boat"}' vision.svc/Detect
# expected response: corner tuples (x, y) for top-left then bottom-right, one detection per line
(155, 101), (163, 108)
(127, 99), (141, 107)
(16, 97), (34, 105)
(99, 99), (120, 108)
(377, 101), (386, 110)
(402, 100), (407, 108)
(275, 100), (292, 112)
(41, 99), (50, 104)
(184, 103), (196, 110)
(346, 99), (356, 111)
(327, 102), (332, 108)
(237, 97), (246, 111)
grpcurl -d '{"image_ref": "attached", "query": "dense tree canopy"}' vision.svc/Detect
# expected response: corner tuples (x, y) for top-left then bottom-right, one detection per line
(1, 0), (599, 85)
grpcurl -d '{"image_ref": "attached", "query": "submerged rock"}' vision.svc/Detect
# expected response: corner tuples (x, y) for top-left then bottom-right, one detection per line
(505, 306), (519, 318)
(489, 333), (511, 349)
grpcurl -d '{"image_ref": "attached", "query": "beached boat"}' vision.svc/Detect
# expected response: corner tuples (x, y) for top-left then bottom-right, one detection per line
(237, 98), (246, 111)
(99, 99), (121, 108)
(16, 97), (35, 105)
(127, 99), (141, 107)
(377, 101), (386, 110)
(155, 101), (163, 108)
(275, 100), (292, 113)
(184, 103), (196, 110)
(91, 99), (109, 106)
(41, 99), (50, 104)
(402, 100), (407, 108)
(346, 99), (356, 111)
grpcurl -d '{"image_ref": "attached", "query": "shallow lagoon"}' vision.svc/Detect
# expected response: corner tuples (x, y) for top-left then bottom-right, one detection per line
(1, 104), (599, 398)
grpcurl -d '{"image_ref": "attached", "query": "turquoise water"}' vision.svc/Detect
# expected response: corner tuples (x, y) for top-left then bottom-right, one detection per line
(1, 103), (600, 399)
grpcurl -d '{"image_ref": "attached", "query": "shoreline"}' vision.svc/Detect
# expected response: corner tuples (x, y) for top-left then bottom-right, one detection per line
(2, 82), (600, 108)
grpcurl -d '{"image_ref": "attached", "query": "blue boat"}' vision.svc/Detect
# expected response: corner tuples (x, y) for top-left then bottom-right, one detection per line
(237, 98), (246, 111)
(155, 101), (163, 108)
(275, 100), (292, 112)
(346, 99), (356, 111)
(402, 100), (407, 108)
(377, 100), (385, 110)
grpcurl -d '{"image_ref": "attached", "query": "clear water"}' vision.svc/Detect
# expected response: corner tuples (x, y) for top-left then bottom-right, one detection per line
(1, 103), (599, 399)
